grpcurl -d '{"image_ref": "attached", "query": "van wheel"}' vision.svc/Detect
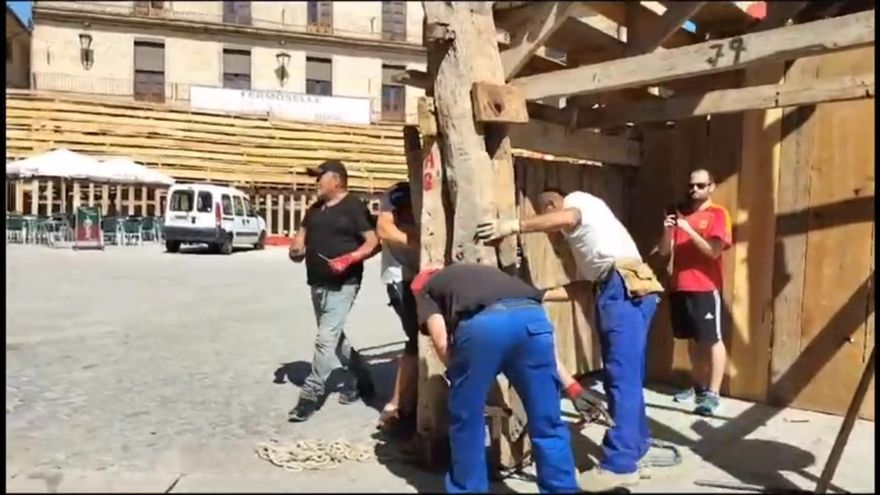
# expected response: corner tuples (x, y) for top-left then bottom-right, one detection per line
(219, 235), (233, 255)
(165, 240), (181, 253)
(255, 231), (266, 250)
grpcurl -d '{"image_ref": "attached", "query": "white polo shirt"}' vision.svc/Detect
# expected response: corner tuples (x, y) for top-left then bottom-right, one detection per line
(562, 191), (642, 281)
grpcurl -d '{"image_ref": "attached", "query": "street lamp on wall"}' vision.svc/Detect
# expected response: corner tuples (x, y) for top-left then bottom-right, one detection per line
(275, 51), (291, 87)
(79, 33), (94, 70)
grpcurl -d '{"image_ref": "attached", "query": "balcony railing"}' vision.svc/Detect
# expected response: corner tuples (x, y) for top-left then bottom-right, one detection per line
(35, 1), (422, 46)
(29, 72), (415, 124)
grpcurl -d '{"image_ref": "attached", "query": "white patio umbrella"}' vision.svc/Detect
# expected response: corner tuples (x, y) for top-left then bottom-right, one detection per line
(5, 148), (103, 181)
(99, 157), (175, 186)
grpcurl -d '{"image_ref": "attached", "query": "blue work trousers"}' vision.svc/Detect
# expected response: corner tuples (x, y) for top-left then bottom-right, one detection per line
(445, 299), (578, 493)
(595, 270), (659, 474)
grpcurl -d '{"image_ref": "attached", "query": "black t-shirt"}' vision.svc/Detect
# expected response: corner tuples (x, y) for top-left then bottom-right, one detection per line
(415, 264), (543, 335)
(303, 194), (373, 287)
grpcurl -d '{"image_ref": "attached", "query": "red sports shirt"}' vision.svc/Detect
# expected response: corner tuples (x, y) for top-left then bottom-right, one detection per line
(671, 201), (732, 292)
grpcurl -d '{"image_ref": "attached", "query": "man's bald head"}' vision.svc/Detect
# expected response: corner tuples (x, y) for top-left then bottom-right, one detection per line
(538, 189), (565, 213)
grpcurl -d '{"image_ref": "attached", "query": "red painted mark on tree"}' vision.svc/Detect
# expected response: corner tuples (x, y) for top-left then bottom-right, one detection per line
(422, 151), (437, 191)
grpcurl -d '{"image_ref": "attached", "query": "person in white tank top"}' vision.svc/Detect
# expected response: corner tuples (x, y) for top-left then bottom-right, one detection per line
(476, 188), (660, 492)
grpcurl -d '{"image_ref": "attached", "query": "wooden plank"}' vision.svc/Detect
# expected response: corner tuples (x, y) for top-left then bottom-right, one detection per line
(88, 183), (95, 207)
(579, 74), (875, 128)
(768, 104), (814, 404)
(499, 1), (575, 80)
(509, 120), (641, 166)
(625, 2), (707, 56)
(726, 64), (784, 402)
(510, 10), (875, 100)
(785, 47), (875, 416)
(153, 188), (162, 216)
(30, 180), (39, 215)
(471, 82), (529, 124)
(115, 186), (123, 216)
(393, 69), (431, 90)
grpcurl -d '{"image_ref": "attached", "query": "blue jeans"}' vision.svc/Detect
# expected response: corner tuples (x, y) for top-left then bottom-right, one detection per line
(301, 284), (368, 401)
(445, 299), (578, 493)
(595, 270), (659, 474)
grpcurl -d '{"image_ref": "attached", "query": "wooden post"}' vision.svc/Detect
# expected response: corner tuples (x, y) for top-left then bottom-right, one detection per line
(14, 180), (24, 213)
(88, 183), (95, 207)
(299, 194), (307, 230)
(265, 194), (274, 235)
(420, 1), (528, 472)
(31, 180), (39, 215)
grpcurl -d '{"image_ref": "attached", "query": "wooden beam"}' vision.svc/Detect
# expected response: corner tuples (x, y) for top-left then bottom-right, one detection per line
(626, 2), (707, 55)
(509, 120), (642, 166)
(499, 2), (575, 80)
(580, 74), (875, 127)
(511, 10), (875, 100)
(471, 82), (529, 124)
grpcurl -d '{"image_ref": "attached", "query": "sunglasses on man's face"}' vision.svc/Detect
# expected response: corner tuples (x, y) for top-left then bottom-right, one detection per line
(688, 182), (710, 190)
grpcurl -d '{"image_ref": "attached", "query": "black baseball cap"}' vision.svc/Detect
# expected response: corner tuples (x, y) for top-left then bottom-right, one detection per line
(306, 159), (348, 180)
(388, 181), (411, 208)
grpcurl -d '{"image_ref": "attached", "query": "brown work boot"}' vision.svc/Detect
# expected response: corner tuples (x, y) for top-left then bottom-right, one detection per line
(578, 467), (640, 492)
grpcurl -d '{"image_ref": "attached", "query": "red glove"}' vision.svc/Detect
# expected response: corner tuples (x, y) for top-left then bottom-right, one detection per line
(328, 253), (359, 274)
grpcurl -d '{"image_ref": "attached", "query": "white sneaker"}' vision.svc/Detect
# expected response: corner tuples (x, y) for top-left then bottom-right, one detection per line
(578, 466), (640, 492)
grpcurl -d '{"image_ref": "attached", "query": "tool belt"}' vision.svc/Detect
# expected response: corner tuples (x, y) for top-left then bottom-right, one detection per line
(612, 258), (665, 298)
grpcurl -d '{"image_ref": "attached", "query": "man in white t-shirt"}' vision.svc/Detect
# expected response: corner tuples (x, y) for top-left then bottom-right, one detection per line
(476, 188), (662, 492)
(375, 182), (420, 434)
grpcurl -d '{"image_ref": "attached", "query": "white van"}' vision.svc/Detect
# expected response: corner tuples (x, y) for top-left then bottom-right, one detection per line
(163, 183), (267, 254)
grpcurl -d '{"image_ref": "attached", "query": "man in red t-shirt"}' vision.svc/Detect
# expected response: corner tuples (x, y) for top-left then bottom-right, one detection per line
(658, 169), (732, 416)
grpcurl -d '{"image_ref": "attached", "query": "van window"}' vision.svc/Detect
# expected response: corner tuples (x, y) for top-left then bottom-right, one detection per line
(243, 197), (256, 217)
(221, 194), (233, 216)
(169, 190), (194, 212)
(233, 196), (245, 216)
(196, 191), (213, 213)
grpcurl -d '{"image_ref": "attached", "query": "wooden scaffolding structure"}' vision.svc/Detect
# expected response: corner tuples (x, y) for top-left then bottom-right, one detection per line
(400, 0), (875, 477)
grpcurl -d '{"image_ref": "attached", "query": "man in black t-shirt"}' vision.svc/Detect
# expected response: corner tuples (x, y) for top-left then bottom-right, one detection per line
(410, 263), (578, 493)
(287, 160), (380, 423)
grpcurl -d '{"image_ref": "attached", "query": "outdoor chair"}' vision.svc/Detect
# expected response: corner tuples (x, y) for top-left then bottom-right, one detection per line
(6, 216), (26, 243)
(122, 218), (143, 246)
(140, 216), (159, 242)
(102, 217), (122, 246)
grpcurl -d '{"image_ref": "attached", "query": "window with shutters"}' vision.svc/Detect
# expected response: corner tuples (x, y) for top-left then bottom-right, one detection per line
(133, 41), (165, 103)
(133, 1), (165, 16)
(381, 64), (406, 122)
(305, 57), (332, 96)
(223, 49), (251, 90)
(382, 2), (406, 42)
(307, 1), (333, 34)
(223, 1), (252, 25)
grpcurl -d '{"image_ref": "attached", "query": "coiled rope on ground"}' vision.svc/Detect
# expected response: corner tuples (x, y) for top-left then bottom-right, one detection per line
(255, 438), (375, 472)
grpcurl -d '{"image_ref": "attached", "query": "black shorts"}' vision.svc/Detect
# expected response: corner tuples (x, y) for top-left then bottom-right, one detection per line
(387, 281), (419, 356)
(670, 291), (723, 344)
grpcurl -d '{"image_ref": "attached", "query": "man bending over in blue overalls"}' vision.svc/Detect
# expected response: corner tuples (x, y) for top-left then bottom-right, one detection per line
(410, 263), (579, 493)
(477, 188), (664, 492)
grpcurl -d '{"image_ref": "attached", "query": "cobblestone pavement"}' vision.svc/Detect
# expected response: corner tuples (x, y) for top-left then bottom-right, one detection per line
(6, 244), (875, 493)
